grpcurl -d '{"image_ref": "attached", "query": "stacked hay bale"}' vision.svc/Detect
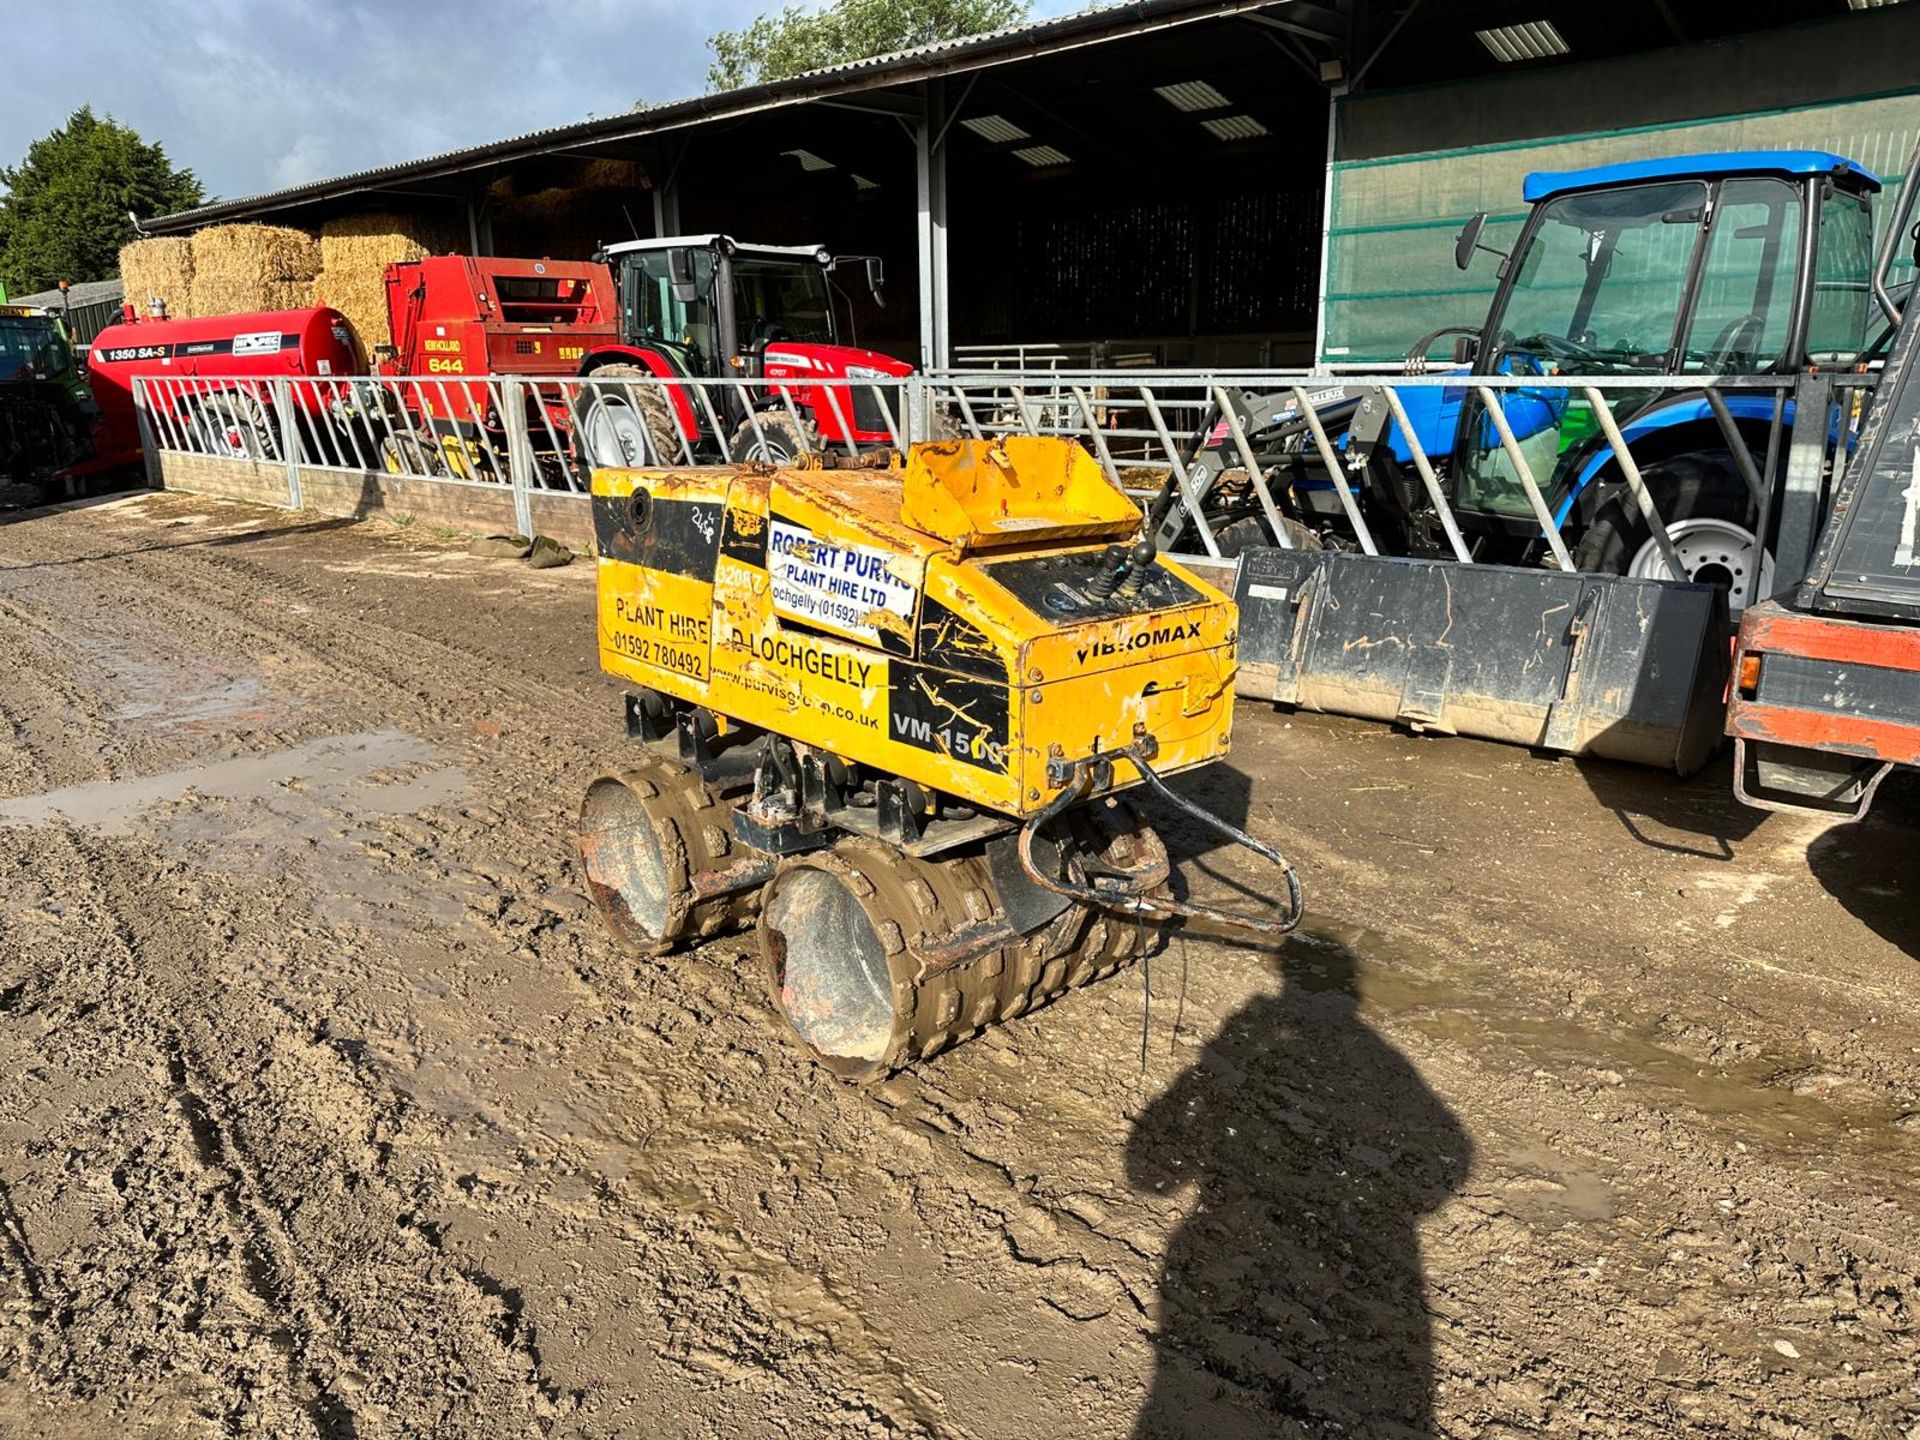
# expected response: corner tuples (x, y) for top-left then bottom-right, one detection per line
(118, 237), (195, 317)
(187, 224), (322, 316)
(312, 212), (466, 351)
(489, 157), (647, 261)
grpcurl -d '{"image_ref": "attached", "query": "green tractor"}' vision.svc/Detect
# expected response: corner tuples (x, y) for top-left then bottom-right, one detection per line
(0, 286), (95, 503)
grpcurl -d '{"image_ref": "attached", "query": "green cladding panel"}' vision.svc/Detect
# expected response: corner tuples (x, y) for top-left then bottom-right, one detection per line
(1321, 91), (1920, 365)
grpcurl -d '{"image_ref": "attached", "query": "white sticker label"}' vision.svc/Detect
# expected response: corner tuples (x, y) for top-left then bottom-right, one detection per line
(232, 330), (283, 357)
(1247, 583), (1290, 602)
(1896, 448), (1920, 568)
(768, 518), (915, 643)
(315, 358), (332, 375)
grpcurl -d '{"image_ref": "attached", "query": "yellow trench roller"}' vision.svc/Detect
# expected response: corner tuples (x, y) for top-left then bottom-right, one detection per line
(577, 437), (1291, 1079)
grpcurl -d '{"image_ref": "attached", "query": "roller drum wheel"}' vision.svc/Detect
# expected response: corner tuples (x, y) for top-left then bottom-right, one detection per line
(578, 760), (768, 956)
(758, 799), (1170, 1082)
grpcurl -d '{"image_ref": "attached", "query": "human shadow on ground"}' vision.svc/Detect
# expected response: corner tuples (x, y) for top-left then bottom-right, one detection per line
(1127, 934), (1472, 1438)
(1805, 772), (1920, 958)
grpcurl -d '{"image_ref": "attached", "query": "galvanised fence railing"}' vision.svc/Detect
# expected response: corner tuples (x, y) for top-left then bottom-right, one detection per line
(133, 366), (1877, 599)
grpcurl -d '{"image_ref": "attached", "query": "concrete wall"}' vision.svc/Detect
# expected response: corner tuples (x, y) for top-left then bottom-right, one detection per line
(155, 453), (593, 551)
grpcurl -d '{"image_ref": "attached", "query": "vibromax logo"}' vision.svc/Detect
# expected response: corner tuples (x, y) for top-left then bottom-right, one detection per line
(1074, 620), (1201, 666)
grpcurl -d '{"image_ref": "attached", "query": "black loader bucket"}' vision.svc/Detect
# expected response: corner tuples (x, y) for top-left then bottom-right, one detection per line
(1232, 548), (1731, 774)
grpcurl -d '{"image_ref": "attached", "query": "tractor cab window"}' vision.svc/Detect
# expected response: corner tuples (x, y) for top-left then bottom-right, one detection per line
(623, 248), (717, 375)
(0, 315), (60, 380)
(1805, 184), (1874, 365)
(1457, 181), (1703, 520)
(1680, 177), (1804, 374)
(730, 256), (834, 349)
(1490, 180), (1705, 374)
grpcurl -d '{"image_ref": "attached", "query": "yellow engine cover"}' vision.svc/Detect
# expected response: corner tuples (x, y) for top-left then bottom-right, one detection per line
(591, 439), (1237, 819)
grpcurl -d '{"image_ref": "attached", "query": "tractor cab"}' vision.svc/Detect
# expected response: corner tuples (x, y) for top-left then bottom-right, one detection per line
(1183, 150), (1886, 616)
(0, 303), (94, 490)
(582, 235), (910, 466)
(0, 305), (86, 403)
(1444, 151), (1881, 535)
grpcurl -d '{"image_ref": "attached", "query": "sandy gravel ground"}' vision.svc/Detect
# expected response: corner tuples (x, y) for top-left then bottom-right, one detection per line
(0, 490), (1914, 1439)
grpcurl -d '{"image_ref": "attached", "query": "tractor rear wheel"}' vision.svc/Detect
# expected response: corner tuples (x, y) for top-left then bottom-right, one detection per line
(732, 411), (822, 465)
(1571, 450), (1772, 615)
(577, 365), (685, 469)
(191, 395), (278, 461)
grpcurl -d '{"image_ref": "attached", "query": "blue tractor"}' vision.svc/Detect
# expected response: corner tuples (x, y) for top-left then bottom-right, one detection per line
(1172, 151), (1886, 615)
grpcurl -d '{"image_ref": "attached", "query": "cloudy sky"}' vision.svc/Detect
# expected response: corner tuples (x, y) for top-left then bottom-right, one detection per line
(3, 0), (1085, 206)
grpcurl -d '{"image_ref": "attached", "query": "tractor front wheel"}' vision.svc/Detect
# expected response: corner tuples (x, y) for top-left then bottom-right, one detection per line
(1571, 450), (1772, 615)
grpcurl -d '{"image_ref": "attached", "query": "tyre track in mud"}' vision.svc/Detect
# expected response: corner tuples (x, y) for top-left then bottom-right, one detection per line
(0, 574), (553, 1435)
(1, 820), (560, 1437)
(0, 504), (1015, 1436)
(0, 639), (317, 1434)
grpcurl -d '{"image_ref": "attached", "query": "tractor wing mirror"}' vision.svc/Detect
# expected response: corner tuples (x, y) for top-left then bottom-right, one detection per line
(864, 256), (885, 306)
(1452, 333), (1479, 365)
(1455, 212), (1508, 271)
(667, 247), (700, 303)
(1455, 213), (1488, 271)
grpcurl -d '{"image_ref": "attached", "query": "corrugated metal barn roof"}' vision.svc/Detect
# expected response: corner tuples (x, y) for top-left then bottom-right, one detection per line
(146, 0), (1299, 233)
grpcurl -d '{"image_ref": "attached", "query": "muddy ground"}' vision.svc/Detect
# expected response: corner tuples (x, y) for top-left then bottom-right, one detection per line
(0, 490), (1914, 1439)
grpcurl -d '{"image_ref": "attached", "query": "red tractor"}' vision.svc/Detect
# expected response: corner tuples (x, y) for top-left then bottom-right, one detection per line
(572, 234), (911, 467)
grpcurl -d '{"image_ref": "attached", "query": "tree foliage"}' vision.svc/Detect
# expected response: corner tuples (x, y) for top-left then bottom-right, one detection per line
(707, 0), (1029, 91)
(0, 107), (204, 292)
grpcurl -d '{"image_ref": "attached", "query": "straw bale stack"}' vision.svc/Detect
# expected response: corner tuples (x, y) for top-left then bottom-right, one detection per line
(489, 173), (643, 263)
(118, 237), (195, 317)
(188, 223), (321, 316)
(312, 212), (465, 350)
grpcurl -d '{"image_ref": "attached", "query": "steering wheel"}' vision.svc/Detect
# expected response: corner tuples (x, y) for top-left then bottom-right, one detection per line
(744, 318), (789, 350)
(1509, 331), (1601, 365)
(1702, 313), (1763, 374)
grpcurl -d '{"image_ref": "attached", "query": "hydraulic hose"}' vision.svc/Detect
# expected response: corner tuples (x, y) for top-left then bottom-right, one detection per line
(1016, 741), (1304, 939)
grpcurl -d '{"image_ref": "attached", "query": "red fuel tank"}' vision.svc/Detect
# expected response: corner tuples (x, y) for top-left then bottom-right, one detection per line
(86, 306), (365, 467)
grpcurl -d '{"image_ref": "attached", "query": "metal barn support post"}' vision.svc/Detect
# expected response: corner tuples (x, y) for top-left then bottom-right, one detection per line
(915, 80), (951, 374)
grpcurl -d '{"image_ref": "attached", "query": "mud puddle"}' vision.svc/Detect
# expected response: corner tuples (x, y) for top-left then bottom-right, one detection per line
(0, 729), (473, 935)
(0, 728), (460, 834)
(1286, 922), (1914, 1168)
